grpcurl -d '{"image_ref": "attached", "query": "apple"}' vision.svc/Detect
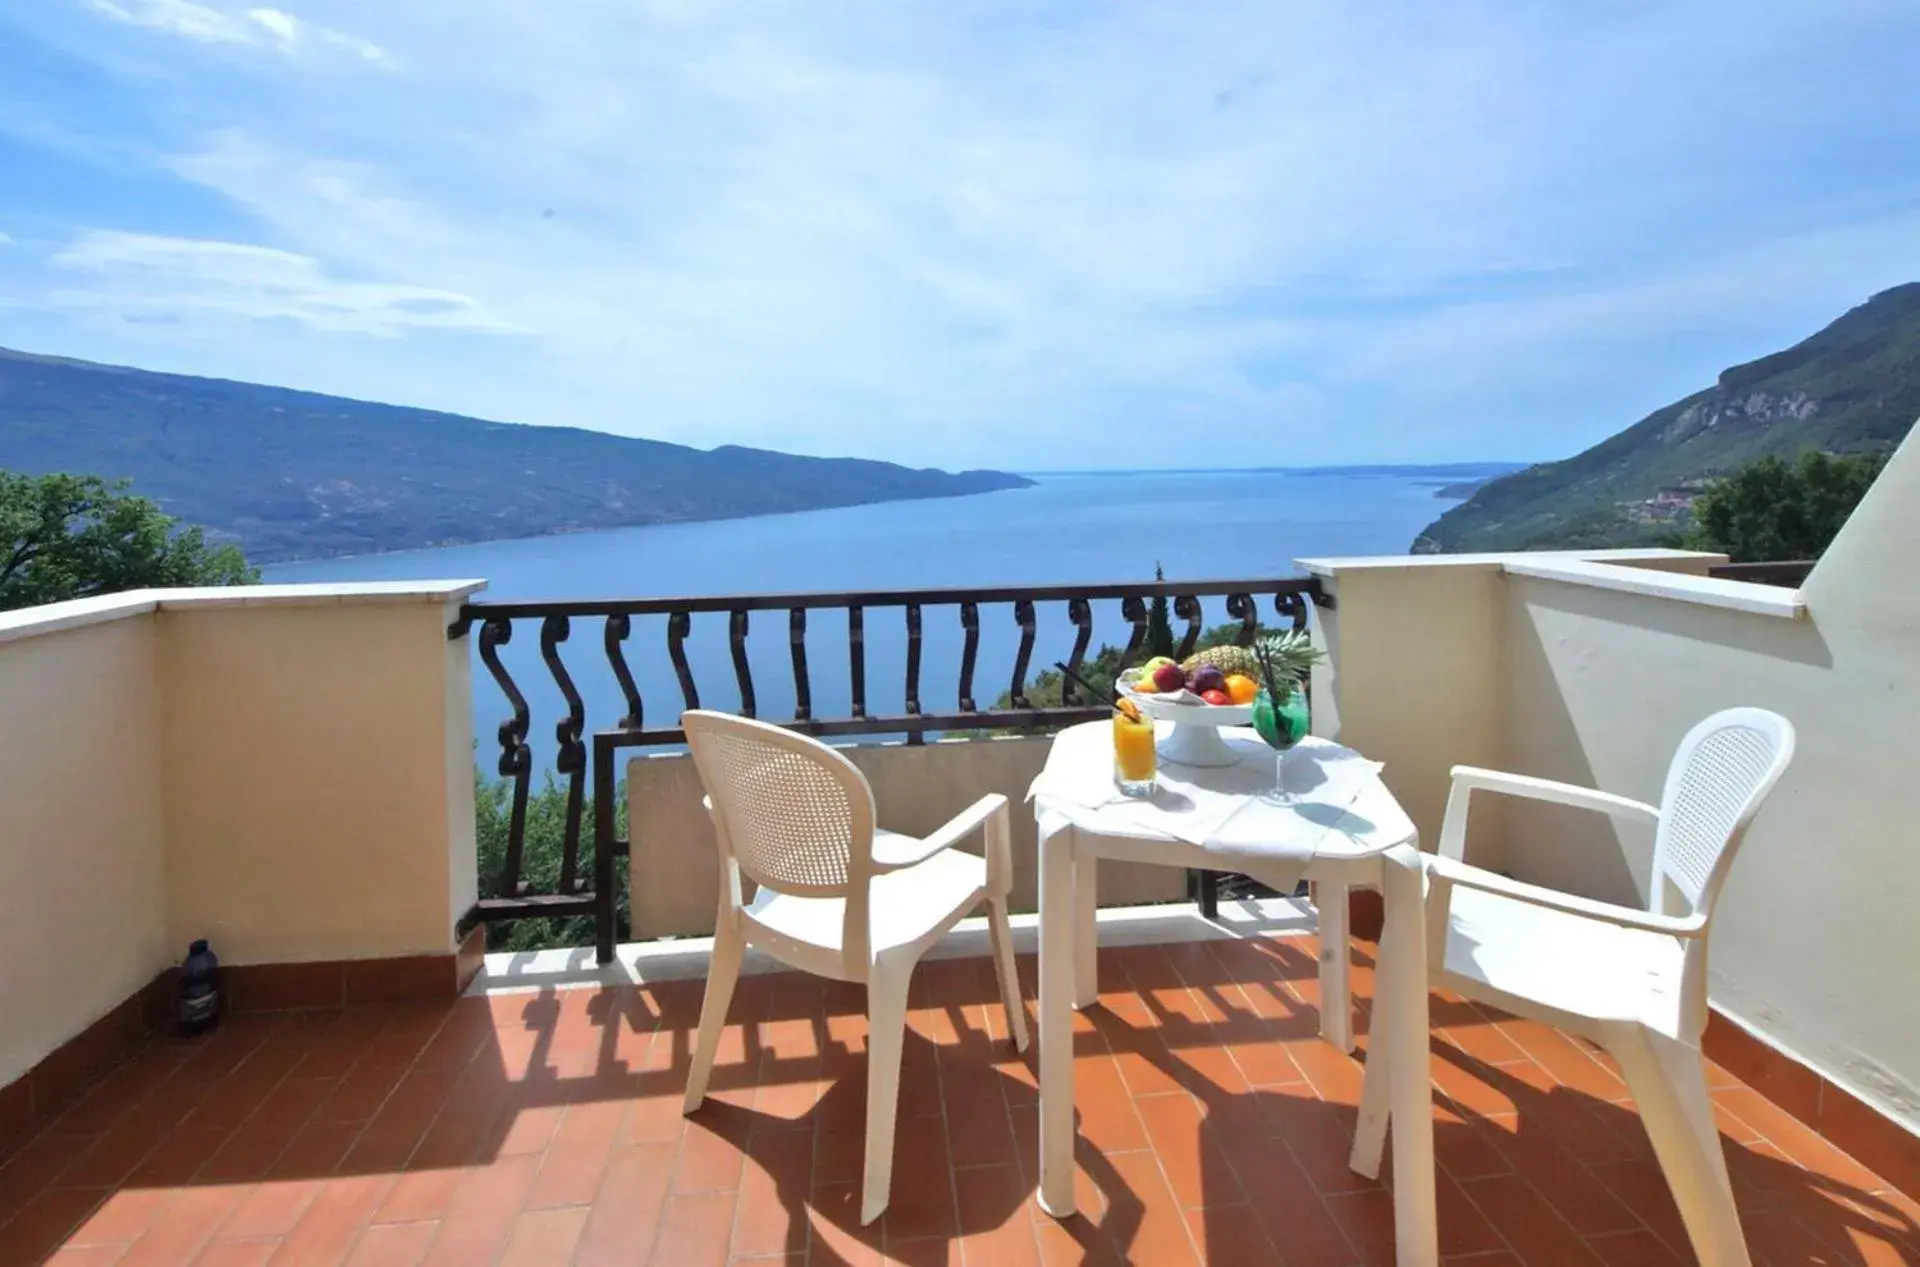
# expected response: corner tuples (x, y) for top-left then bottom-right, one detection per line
(1200, 688), (1231, 706)
(1151, 662), (1187, 693)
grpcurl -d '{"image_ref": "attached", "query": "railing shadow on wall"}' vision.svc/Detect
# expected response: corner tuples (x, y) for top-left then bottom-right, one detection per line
(446, 576), (1329, 963)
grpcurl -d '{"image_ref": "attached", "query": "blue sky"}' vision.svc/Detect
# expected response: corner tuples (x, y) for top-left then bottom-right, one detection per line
(2, 1), (1918, 471)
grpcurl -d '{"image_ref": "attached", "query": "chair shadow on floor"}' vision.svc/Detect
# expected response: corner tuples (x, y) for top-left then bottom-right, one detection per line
(1065, 935), (1920, 1266)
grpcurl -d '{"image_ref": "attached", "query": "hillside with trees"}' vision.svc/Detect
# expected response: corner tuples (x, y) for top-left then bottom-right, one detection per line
(1415, 283), (1919, 553)
(0, 346), (1033, 563)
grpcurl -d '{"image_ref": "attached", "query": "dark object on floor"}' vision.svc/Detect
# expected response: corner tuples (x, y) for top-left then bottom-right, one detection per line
(177, 939), (219, 1036)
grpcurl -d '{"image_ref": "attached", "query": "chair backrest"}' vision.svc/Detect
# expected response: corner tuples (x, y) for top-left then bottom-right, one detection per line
(681, 710), (878, 967)
(1650, 708), (1795, 920)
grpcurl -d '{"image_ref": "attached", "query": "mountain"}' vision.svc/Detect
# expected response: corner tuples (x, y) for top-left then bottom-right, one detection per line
(0, 347), (1033, 562)
(1414, 283), (1920, 553)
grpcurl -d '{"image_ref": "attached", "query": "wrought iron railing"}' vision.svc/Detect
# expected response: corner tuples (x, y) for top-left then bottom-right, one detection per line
(448, 576), (1329, 962)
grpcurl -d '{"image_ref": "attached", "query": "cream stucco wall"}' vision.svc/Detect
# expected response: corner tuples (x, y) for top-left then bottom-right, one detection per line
(0, 583), (480, 1088)
(1503, 440), (1920, 1131)
(442, 629), (479, 947)
(1304, 438), (1920, 1132)
(158, 597), (478, 963)
(630, 735), (1185, 937)
(0, 614), (168, 1088)
(1306, 562), (1512, 857)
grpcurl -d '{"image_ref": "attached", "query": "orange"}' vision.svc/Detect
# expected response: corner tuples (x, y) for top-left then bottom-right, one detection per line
(1224, 674), (1258, 705)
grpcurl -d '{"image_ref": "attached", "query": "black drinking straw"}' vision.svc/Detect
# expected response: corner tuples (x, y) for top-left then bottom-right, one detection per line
(1055, 661), (1124, 711)
(1253, 638), (1289, 708)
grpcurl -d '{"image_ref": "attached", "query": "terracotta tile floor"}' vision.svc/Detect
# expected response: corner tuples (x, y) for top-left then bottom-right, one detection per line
(3, 934), (1915, 1266)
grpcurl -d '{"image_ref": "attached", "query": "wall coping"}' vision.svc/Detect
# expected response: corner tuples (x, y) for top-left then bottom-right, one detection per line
(0, 580), (489, 646)
(1295, 547), (1804, 620)
(1294, 547), (1724, 576)
(1503, 557), (1806, 618)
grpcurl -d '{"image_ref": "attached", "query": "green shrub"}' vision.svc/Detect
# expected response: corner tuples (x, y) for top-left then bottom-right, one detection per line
(474, 769), (630, 952)
(1, 469), (256, 611)
(1683, 451), (1886, 562)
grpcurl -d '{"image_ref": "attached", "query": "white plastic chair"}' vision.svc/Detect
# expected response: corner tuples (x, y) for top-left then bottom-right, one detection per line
(1353, 707), (1794, 1267)
(678, 710), (1030, 1225)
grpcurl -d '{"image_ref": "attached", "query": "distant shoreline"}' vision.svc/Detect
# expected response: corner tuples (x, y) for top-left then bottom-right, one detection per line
(1023, 462), (1524, 478)
(263, 465), (1512, 569)
(257, 482), (1035, 567)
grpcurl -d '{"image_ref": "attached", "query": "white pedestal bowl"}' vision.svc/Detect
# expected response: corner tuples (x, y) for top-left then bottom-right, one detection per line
(1118, 683), (1254, 768)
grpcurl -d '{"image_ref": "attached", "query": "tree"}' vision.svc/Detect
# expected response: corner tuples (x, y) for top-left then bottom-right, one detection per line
(0, 470), (257, 611)
(1683, 452), (1886, 563)
(474, 770), (629, 951)
(1006, 643), (1129, 713)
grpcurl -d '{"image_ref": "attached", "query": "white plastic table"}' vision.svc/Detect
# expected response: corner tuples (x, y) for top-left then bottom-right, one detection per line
(1033, 724), (1439, 1267)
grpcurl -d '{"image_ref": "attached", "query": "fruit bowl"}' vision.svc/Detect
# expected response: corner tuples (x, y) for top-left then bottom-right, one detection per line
(1118, 670), (1255, 768)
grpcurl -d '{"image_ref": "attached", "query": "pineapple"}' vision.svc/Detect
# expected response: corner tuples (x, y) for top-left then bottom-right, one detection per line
(1253, 629), (1323, 700)
(1179, 643), (1263, 682)
(1181, 632), (1323, 699)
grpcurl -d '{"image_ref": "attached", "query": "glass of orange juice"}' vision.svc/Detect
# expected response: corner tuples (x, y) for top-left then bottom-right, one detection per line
(1112, 698), (1157, 797)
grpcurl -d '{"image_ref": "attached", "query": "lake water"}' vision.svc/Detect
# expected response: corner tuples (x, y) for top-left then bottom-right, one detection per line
(267, 470), (1458, 773)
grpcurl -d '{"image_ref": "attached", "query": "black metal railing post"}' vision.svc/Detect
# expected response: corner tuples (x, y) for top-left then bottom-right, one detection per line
(592, 732), (619, 965)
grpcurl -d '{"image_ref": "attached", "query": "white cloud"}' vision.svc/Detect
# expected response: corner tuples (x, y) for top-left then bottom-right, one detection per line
(315, 26), (387, 66)
(48, 231), (523, 336)
(243, 6), (296, 46)
(84, 0), (248, 44)
(83, 0), (388, 65)
(15, 1), (1920, 465)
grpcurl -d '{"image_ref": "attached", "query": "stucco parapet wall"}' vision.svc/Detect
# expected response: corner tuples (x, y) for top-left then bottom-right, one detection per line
(0, 580), (489, 646)
(1295, 548), (1803, 621)
(1294, 547), (1725, 576)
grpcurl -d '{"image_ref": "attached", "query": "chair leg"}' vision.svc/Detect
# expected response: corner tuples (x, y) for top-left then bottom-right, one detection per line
(986, 897), (1030, 1053)
(1611, 1030), (1752, 1267)
(860, 965), (914, 1226)
(681, 922), (746, 1115)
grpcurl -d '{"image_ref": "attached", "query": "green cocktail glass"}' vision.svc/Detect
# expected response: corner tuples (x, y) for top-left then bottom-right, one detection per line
(1252, 685), (1309, 750)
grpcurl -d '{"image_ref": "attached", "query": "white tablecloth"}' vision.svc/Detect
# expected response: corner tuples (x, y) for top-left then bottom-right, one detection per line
(1027, 722), (1386, 888)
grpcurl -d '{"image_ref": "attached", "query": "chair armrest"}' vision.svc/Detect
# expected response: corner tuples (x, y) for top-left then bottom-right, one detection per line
(871, 794), (1010, 875)
(1451, 767), (1661, 820)
(1426, 855), (1705, 937)
(1438, 766), (1659, 862)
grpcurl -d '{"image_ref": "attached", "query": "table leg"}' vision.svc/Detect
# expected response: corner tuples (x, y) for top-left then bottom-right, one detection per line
(1380, 844), (1437, 1267)
(1349, 876), (1393, 1179)
(1316, 880), (1354, 1053)
(1074, 851), (1098, 1009)
(1037, 825), (1077, 1218)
